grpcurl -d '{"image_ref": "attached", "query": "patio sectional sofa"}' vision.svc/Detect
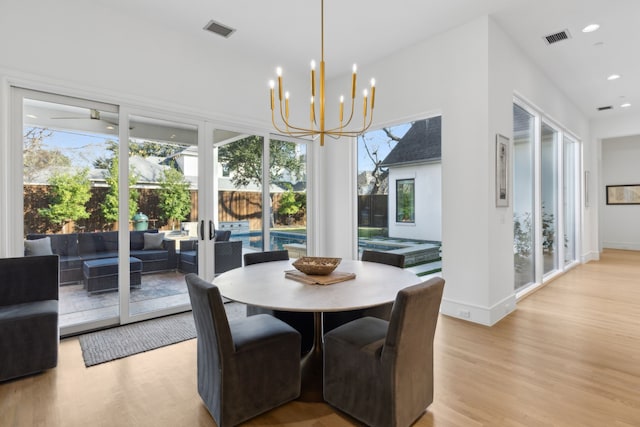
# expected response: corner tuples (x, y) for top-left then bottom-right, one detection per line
(178, 231), (242, 276)
(25, 230), (177, 285)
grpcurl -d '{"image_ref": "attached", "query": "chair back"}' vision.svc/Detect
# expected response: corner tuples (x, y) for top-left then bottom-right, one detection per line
(361, 250), (405, 268)
(244, 249), (289, 266)
(185, 274), (234, 360)
(382, 277), (444, 408)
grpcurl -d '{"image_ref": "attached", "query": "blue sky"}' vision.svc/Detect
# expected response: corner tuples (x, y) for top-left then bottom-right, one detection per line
(357, 122), (411, 174)
(34, 127), (114, 169)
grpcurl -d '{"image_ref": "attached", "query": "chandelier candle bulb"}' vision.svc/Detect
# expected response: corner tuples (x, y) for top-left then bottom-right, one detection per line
(351, 64), (357, 99)
(269, 81), (275, 110)
(363, 90), (368, 120)
(339, 96), (344, 122)
(285, 92), (290, 119)
(311, 60), (316, 97)
(276, 67), (283, 101)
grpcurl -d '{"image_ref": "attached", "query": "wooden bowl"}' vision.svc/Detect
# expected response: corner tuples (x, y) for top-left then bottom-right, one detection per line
(292, 257), (341, 275)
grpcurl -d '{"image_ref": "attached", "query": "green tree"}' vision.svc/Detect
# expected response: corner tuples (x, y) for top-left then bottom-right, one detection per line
(218, 137), (304, 188)
(23, 127), (71, 182)
(218, 137), (304, 226)
(158, 167), (191, 230)
(278, 184), (300, 224)
(38, 168), (92, 226)
(101, 156), (139, 227)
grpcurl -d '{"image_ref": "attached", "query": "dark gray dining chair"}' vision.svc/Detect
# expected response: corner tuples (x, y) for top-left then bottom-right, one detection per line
(185, 273), (301, 427)
(244, 250), (315, 354)
(323, 277), (445, 427)
(323, 250), (407, 333)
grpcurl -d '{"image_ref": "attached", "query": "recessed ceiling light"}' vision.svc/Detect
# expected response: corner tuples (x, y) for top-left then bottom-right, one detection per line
(607, 74), (621, 81)
(621, 103), (631, 108)
(26, 114), (37, 119)
(106, 125), (115, 130)
(582, 24), (600, 33)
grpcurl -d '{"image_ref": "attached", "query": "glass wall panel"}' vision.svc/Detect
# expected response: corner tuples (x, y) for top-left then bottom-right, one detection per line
(563, 135), (578, 266)
(269, 138), (307, 256)
(513, 104), (536, 290)
(541, 122), (559, 275)
(356, 117), (442, 276)
(127, 114), (197, 316)
(216, 134), (264, 253)
(22, 96), (121, 330)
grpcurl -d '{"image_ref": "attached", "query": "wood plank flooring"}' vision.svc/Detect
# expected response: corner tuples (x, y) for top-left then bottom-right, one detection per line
(2, 249), (640, 426)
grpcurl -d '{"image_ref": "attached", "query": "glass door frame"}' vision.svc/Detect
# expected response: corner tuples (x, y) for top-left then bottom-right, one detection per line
(513, 97), (583, 299)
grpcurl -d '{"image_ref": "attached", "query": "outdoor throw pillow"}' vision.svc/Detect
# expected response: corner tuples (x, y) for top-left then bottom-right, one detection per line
(24, 236), (54, 256)
(143, 232), (165, 250)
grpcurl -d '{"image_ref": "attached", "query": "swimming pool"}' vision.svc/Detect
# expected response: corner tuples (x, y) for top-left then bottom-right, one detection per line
(234, 231), (307, 251)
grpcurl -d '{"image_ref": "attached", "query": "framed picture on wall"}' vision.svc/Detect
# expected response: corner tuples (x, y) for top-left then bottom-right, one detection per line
(496, 134), (509, 207)
(606, 184), (640, 205)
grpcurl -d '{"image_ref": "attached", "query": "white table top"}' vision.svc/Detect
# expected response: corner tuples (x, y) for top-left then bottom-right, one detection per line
(214, 259), (422, 312)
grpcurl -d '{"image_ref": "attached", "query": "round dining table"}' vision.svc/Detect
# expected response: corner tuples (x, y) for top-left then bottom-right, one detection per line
(214, 258), (421, 401)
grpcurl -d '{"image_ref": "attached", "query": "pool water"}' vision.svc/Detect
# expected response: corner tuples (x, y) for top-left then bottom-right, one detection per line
(234, 231), (307, 251)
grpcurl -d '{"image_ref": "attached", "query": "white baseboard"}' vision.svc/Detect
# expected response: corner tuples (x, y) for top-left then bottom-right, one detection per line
(581, 250), (600, 263)
(602, 242), (640, 251)
(440, 294), (516, 326)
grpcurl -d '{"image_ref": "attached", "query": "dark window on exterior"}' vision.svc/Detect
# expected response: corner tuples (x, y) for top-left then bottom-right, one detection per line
(396, 179), (415, 223)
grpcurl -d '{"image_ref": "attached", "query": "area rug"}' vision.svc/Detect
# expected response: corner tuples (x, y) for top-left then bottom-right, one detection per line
(78, 302), (246, 367)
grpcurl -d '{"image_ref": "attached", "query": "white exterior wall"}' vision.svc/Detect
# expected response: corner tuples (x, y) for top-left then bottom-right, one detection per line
(387, 163), (442, 242)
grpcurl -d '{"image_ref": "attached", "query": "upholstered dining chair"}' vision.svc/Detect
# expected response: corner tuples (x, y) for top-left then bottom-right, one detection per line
(323, 277), (445, 427)
(185, 274), (301, 427)
(323, 250), (406, 333)
(244, 250), (315, 354)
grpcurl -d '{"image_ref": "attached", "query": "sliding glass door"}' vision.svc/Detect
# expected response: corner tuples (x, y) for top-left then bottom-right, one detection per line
(512, 100), (581, 294)
(213, 129), (308, 261)
(14, 88), (212, 335)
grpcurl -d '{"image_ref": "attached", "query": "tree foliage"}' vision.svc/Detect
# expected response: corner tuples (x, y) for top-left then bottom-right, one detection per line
(278, 184), (300, 217)
(101, 156), (139, 225)
(359, 127), (401, 195)
(158, 167), (191, 230)
(93, 140), (182, 169)
(38, 168), (92, 226)
(218, 137), (304, 188)
(23, 127), (71, 182)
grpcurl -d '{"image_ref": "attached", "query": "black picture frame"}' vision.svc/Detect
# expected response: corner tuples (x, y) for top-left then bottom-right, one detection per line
(606, 184), (640, 205)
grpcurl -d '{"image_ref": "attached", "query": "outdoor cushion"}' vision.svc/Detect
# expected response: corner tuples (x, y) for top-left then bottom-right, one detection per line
(180, 251), (197, 264)
(143, 232), (165, 250)
(27, 233), (78, 257)
(131, 249), (168, 262)
(24, 237), (53, 256)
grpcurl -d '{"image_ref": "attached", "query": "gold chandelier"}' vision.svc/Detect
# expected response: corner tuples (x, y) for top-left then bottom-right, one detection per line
(269, 0), (376, 146)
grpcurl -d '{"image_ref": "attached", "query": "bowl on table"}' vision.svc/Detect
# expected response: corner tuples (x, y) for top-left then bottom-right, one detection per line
(292, 257), (341, 275)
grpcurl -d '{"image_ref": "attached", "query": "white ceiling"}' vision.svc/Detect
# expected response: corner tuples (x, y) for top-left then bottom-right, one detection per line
(91, 0), (640, 121)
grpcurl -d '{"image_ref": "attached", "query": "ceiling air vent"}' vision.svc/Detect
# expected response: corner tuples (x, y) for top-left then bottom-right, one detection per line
(203, 20), (236, 38)
(543, 29), (571, 45)
(597, 105), (613, 111)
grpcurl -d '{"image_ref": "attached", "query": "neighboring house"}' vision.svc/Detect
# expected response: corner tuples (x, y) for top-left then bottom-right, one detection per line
(381, 117), (442, 242)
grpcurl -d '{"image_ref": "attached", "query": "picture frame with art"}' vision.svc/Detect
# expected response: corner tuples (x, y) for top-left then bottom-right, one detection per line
(496, 134), (509, 207)
(606, 184), (640, 205)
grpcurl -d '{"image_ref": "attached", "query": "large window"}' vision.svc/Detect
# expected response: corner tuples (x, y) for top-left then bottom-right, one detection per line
(356, 117), (442, 277)
(512, 100), (580, 294)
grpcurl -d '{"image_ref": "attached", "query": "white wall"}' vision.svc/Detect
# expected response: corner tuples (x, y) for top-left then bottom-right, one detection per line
(387, 163), (442, 242)
(0, 2), (595, 325)
(600, 135), (640, 250)
(591, 111), (640, 252)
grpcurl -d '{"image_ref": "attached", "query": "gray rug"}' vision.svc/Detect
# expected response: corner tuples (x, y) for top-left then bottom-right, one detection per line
(79, 302), (246, 367)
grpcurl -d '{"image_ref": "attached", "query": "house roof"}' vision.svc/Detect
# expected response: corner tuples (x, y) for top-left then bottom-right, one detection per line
(380, 117), (441, 167)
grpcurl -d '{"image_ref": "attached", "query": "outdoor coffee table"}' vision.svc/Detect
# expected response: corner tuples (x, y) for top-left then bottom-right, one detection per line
(82, 257), (142, 293)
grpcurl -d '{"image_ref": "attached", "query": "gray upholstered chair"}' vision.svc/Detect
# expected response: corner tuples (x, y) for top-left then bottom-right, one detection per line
(244, 250), (315, 354)
(323, 277), (445, 427)
(185, 273), (301, 426)
(323, 250), (407, 333)
(0, 255), (59, 381)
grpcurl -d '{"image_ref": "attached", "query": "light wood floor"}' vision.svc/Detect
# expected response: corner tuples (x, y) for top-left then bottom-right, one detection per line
(2, 249), (640, 427)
